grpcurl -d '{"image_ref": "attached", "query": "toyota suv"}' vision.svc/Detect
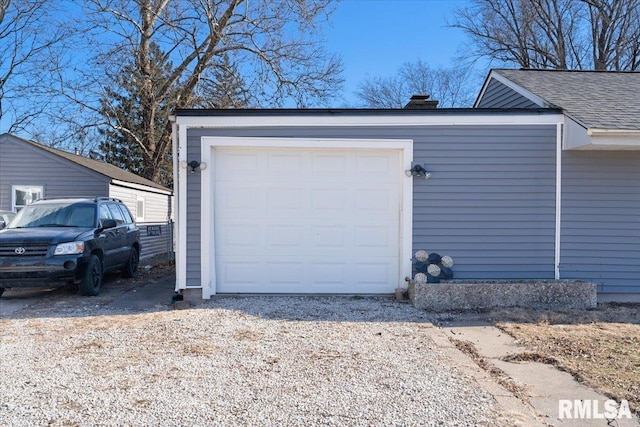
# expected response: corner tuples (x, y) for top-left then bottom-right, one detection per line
(0, 197), (140, 297)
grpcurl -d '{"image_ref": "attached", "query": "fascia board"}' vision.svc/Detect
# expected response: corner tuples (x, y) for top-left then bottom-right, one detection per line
(110, 179), (173, 196)
(587, 128), (640, 138)
(175, 113), (563, 128)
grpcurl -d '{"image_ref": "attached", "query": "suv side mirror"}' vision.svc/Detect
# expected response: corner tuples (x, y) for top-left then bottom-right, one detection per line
(100, 219), (117, 230)
(0, 220), (6, 230)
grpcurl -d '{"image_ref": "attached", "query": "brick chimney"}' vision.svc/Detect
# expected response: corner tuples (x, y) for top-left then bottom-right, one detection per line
(404, 94), (438, 109)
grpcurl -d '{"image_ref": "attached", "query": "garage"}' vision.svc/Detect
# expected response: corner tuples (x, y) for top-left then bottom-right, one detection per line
(194, 136), (414, 297)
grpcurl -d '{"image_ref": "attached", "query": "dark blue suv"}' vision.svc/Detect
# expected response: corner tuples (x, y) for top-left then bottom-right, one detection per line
(0, 198), (140, 296)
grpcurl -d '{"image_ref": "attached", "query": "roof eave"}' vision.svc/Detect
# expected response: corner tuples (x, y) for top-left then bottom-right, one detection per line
(586, 128), (640, 138)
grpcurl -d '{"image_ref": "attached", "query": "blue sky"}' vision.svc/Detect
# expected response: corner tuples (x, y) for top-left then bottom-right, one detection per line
(325, 0), (474, 105)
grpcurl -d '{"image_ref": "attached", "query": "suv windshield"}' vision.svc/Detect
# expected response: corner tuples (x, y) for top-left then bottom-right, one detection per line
(10, 203), (96, 229)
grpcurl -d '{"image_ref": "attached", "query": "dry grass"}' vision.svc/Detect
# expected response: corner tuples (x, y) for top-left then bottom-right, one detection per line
(450, 338), (531, 401)
(487, 304), (640, 415)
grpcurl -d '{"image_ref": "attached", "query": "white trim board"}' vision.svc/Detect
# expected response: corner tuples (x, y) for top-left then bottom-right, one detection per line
(110, 179), (173, 196)
(175, 112), (563, 129)
(199, 136), (414, 299)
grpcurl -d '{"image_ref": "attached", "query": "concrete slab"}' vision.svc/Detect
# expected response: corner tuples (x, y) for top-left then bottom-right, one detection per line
(442, 322), (639, 426)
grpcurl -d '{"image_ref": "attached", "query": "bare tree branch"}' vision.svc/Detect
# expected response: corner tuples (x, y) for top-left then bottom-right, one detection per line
(0, 0), (70, 134)
(451, 0), (639, 71)
(56, 0), (342, 184)
(356, 60), (477, 109)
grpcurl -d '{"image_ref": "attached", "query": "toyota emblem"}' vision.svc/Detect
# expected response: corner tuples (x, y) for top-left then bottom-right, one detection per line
(14, 247), (26, 255)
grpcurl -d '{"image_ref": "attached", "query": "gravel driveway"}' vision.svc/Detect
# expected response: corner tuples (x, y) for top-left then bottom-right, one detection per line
(1, 295), (511, 426)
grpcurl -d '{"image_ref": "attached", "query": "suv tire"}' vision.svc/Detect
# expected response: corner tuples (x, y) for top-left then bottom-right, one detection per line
(80, 254), (103, 296)
(122, 246), (139, 279)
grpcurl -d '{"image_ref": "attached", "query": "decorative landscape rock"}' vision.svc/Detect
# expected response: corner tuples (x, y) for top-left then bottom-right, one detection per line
(412, 250), (455, 284)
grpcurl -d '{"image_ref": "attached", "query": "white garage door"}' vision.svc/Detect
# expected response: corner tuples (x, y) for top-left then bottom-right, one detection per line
(213, 147), (402, 294)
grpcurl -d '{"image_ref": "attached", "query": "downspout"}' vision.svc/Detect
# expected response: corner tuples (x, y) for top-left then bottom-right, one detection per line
(555, 122), (563, 280)
(170, 115), (179, 292)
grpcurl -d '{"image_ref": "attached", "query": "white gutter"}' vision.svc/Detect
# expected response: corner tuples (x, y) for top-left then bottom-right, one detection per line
(174, 113), (563, 128)
(170, 115), (179, 293)
(110, 179), (172, 196)
(555, 122), (563, 280)
(176, 121), (189, 293)
(587, 128), (640, 138)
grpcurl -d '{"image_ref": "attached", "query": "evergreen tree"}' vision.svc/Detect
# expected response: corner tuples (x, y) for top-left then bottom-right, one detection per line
(98, 43), (176, 186)
(195, 54), (250, 109)
(98, 48), (251, 187)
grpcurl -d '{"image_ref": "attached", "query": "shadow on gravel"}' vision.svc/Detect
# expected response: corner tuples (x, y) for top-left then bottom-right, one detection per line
(0, 256), (176, 319)
(189, 294), (435, 324)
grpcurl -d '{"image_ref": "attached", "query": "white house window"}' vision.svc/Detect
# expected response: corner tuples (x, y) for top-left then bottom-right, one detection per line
(12, 185), (43, 212)
(136, 196), (145, 221)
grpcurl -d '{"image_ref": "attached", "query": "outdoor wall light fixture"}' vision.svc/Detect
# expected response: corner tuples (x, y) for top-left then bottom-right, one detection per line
(405, 164), (432, 180)
(188, 160), (201, 173)
(179, 160), (207, 173)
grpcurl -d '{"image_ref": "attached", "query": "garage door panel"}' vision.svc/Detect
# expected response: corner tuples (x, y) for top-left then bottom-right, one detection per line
(356, 153), (394, 173)
(355, 226), (394, 249)
(309, 262), (349, 284)
(355, 190), (392, 212)
(267, 153), (305, 174)
(220, 261), (260, 284)
(266, 262), (305, 284)
(221, 187), (265, 209)
(217, 256), (398, 293)
(266, 226), (305, 247)
(221, 224), (261, 247)
(218, 152), (260, 176)
(355, 262), (393, 284)
(214, 147), (401, 294)
(311, 226), (347, 247)
(312, 189), (347, 210)
(268, 188), (304, 210)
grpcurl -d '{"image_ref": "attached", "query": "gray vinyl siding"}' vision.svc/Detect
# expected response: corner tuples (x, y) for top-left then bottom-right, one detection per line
(0, 136), (109, 211)
(185, 131), (203, 286)
(560, 151), (640, 294)
(477, 79), (539, 108)
(412, 125), (556, 279)
(184, 123), (557, 286)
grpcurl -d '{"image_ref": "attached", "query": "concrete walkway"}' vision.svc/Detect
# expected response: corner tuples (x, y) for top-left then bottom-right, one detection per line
(438, 320), (639, 426)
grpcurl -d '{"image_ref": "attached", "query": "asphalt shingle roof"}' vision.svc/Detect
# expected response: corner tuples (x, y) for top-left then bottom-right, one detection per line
(5, 134), (171, 192)
(494, 69), (640, 131)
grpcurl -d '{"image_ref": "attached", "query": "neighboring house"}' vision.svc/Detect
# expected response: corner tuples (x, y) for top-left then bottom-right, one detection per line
(0, 133), (174, 259)
(172, 69), (639, 302)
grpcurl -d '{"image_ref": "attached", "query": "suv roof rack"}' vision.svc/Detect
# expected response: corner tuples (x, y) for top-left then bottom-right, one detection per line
(94, 197), (123, 203)
(30, 197), (123, 203)
(33, 197), (94, 202)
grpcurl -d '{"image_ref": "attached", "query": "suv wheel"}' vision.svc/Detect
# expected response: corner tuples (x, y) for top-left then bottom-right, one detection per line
(122, 246), (139, 278)
(80, 255), (103, 296)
